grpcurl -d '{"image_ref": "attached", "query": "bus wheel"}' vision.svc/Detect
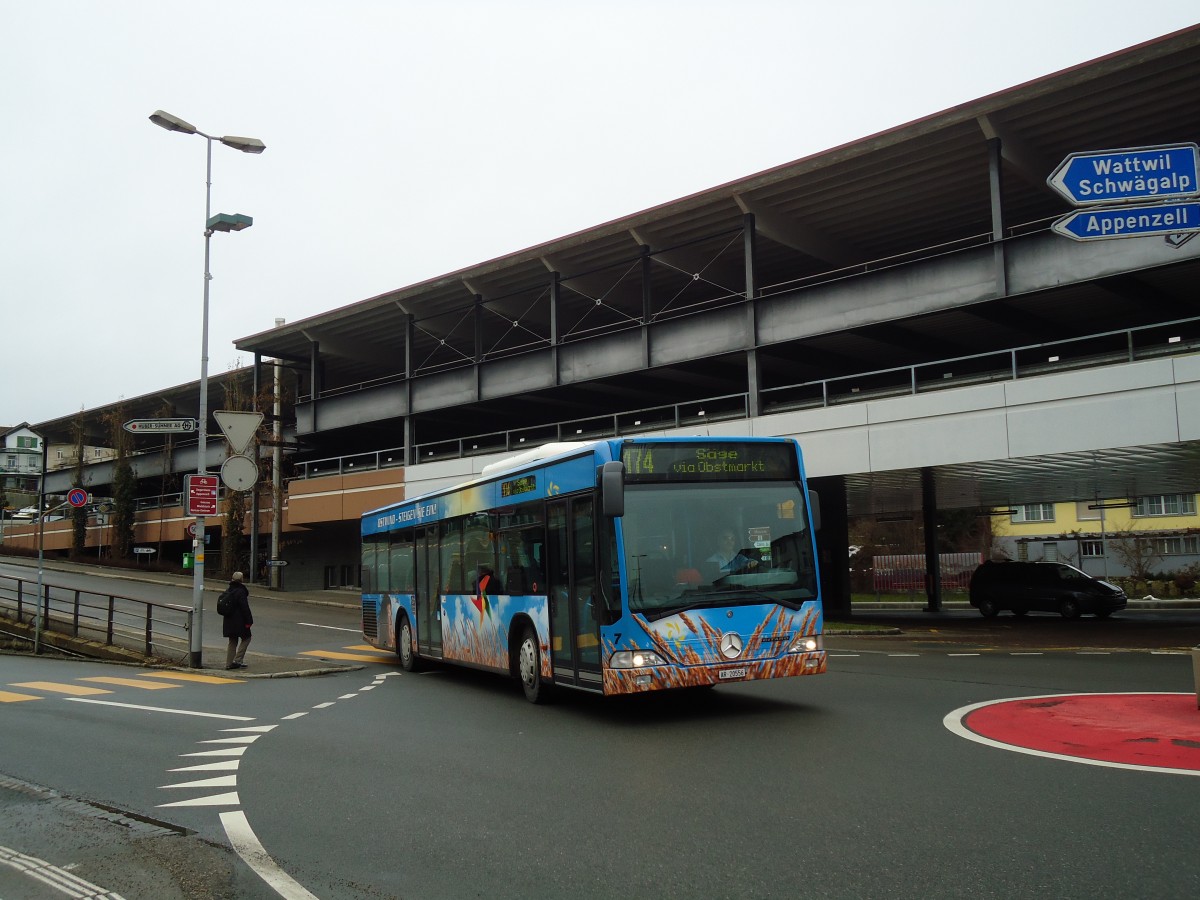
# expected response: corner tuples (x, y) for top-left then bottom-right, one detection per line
(518, 627), (549, 704)
(397, 616), (419, 672)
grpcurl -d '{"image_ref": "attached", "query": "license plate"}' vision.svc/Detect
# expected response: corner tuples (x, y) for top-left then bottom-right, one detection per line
(718, 667), (748, 680)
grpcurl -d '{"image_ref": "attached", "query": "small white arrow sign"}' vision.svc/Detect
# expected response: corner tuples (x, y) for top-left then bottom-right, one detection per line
(212, 410), (264, 456)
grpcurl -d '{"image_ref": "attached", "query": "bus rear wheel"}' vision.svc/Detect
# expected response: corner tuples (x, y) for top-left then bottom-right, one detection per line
(397, 616), (420, 672)
(517, 627), (550, 704)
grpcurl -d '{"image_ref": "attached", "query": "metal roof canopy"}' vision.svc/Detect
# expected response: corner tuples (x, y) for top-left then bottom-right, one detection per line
(33, 26), (1200, 519)
(235, 26), (1200, 392)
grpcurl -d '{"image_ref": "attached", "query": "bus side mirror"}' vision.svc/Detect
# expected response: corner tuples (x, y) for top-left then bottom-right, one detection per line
(599, 462), (625, 518)
(809, 490), (821, 531)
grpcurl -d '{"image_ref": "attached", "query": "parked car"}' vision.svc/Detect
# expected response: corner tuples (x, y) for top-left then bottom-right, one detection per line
(968, 561), (1127, 619)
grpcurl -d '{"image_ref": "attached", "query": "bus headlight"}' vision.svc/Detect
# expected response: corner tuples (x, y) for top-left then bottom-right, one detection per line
(788, 635), (823, 654)
(609, 650), (667, 668)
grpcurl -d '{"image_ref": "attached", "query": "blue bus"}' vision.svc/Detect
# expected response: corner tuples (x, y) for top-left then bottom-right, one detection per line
(360, 437), (825, 702)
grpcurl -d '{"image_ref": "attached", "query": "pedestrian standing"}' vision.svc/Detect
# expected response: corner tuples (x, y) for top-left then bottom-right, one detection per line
(221, 571), (253, 670)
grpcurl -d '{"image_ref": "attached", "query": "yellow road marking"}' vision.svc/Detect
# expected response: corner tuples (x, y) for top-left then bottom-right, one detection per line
(300, 650), (396, 663)
(140, 672), (242, 685)
(10, 682), (112, 696)
(0, 690), (41, 703)
(80, 677), (178, 690)
(344, 645), (387, 652)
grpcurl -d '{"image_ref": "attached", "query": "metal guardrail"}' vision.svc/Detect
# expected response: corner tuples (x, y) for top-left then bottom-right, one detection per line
(0, 573), (192, 663)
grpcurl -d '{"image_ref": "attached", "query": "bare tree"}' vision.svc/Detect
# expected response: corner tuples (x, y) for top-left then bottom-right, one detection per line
(1107, 525), (1163, 583)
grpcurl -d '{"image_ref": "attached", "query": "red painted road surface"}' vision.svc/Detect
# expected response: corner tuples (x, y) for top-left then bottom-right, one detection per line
(961, 693), (1200, 772)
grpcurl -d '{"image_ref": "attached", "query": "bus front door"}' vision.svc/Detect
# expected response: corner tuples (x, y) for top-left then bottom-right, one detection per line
(547, 497), (602, 688)
(416, 527), (442, 657)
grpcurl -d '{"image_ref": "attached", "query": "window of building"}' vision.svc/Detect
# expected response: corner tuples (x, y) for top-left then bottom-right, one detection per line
(1081, 540), (1105, 557)
(1043, 542), (1059, 562)
(1012, 503), (1055, 523)
(94, 448), (103, 458)
(1017, 543), (1029, 561)
(1133, 494), (1196, 517)
(1075, 501), (1101, 521)
(1151, 535), (1200, 556)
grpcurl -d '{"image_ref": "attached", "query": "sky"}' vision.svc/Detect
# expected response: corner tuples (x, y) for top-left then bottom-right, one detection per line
(2, 1), (1197, 427)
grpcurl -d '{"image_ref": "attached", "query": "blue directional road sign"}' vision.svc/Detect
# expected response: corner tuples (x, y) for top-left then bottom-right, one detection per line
(1051, 201), (1200, 241)
(1048, 143), (1199, 206)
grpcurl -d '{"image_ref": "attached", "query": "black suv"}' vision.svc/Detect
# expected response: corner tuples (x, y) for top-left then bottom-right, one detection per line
(968, 561), (1127, 619)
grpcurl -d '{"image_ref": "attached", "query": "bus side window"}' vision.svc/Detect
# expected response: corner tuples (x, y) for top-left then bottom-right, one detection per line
(390, 531), (415, 593)
(440, 520), (464, 594)
(361, 540), (376, 593)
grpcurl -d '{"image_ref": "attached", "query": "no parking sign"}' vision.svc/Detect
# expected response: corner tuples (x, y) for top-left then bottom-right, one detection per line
(67, 488), (89, 508)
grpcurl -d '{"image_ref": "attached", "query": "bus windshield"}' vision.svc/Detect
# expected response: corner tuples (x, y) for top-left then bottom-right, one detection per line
(621, 481), (817, 620)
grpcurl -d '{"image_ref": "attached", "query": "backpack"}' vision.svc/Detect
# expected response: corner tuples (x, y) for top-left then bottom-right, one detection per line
(216, 589), (234, 616)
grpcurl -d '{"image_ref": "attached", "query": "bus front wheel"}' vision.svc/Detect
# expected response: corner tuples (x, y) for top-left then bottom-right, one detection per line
(517, 627), (550, 704)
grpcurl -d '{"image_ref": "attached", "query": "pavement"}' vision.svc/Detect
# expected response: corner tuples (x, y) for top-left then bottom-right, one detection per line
(0, 554), (362, 678)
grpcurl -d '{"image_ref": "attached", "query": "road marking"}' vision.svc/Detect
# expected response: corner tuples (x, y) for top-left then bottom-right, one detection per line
(0, 842), (127, 899)
(312, 702), (335, 709)
(181, 746), (249, 757)
(65, 698), (255, 720)
(80, 676), (178, 690)
(1010, 652), (1043, 656)
(948, 653), (981, 657)
(282, 712), (308, 720)
(200, 736), (259, 745)
(158, 791), (241, 808)
(298, 622), (360, 633)
(10, 681), (111, 696)
(0, 690), (40, 703)
(161, 774), (239, 790)
(140, 672), (242, 684)
(887, 653), (920, 657)
(945, 692), (1200, 776)
(221, 809), (320, 899)
(170, 760), (241, 772)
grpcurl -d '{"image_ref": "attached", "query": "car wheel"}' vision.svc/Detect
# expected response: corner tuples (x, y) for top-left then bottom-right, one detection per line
(518, 626), (551, 704)
(397, 616), (420, 672)
(977, 598), (1000, 618)
(1059, 597), (1082, 619)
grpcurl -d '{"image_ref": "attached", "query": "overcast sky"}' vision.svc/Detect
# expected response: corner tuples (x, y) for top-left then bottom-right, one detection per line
(2, 2), (1197, 427)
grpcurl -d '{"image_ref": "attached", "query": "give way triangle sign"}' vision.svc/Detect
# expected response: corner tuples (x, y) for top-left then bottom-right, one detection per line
(213, 410), (264, 456)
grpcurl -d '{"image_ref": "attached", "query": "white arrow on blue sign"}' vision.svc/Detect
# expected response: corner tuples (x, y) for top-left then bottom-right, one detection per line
(1047, 143), (1199, 206)
(1051, 201), (1200, 241)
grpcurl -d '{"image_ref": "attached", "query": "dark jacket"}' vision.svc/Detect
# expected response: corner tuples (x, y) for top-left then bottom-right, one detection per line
(221, 582), (252, 638)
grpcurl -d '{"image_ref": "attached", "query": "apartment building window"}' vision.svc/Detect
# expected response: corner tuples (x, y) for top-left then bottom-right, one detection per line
(1017, 543), (1029, 561)
(94, 448), (103, 458)
(1075, 501), (1101, 521)
(1081, 540), (1104, 557)
(56, 450), (65, 460)
(1151, 535), (1200, 556)
(1043, 542), (1059, 562)
(1133, 494), (1196, 517)
(1012, 503), (1055, 523)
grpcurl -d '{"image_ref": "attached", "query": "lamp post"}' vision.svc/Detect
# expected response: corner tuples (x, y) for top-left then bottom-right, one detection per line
(151, 110), (264, 668)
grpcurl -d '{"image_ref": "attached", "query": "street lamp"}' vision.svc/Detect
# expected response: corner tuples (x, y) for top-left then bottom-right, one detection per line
(151, 109), (264, 669)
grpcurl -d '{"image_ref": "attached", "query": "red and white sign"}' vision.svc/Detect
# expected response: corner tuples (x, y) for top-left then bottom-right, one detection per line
(185, 475), (220, 517)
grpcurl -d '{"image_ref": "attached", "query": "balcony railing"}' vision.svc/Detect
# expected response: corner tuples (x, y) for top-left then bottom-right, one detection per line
(291, 315), (1200, 481)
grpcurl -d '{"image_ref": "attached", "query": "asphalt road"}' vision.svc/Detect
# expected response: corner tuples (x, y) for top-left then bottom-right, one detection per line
(1, 564), (1198, 899)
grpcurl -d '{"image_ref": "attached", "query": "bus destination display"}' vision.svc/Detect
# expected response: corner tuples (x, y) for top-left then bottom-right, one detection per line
(620, 442), (797, 482)
(500, 474), (537, 498)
